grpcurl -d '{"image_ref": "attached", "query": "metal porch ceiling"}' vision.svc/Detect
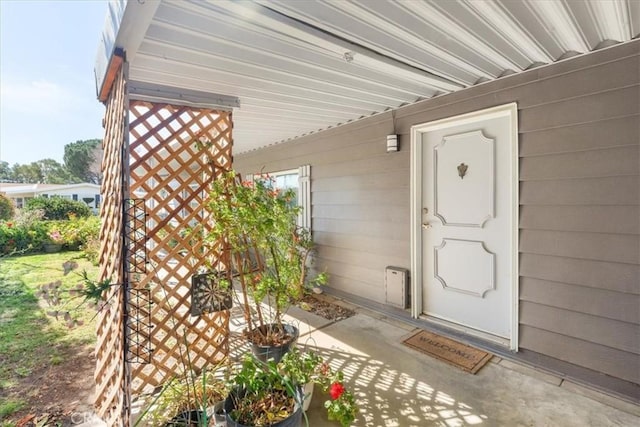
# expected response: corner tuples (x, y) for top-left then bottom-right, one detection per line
(96, 0), (639, 154)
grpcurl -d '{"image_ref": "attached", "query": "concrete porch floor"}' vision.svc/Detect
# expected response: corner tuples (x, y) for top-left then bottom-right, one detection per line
(85, 294), (639, 427)
(273, 296), (640, 427)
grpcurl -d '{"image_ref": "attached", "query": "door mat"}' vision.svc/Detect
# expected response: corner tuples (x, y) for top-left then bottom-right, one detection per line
(402, 330), (492, 374)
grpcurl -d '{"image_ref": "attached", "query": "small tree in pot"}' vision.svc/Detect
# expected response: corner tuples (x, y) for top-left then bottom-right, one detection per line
(205, 171), (326, 360)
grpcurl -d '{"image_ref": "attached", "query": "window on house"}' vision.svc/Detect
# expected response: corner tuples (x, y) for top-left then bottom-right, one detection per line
(252, 165), (311, 230)
(72, 194), (78, 201)
(16, 197), (23, 209)
(95, 194), (100, 208)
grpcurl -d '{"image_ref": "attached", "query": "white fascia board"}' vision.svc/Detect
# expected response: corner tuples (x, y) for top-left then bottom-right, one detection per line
(128, 80), (240, 110)
(94, 0), (161, 97)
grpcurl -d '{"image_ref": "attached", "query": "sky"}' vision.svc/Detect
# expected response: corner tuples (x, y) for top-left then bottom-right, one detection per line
(0, 0), (110, 166)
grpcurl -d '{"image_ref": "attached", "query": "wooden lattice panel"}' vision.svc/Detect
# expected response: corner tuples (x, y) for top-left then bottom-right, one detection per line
(128, 100), (233, 396)
(95, 64), (128, 426)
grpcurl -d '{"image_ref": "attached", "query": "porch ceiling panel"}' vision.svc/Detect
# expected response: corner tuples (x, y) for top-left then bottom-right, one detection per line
(97, 0), (638, 154)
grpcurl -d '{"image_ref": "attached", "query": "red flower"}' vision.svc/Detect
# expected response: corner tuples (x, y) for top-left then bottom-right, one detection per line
(329, 382), (345, 400)
(6, 222), (12, 228)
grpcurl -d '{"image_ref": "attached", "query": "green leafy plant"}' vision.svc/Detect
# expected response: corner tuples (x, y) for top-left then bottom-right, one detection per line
(279, 347), (357, 427)
(279, 346), (323, 385)
(0, 214), (99, 256)
(204, 171), (327, 346)
(0, 194), (14, 221)
(227, 355), (302, 427)
(81, 235), (100, 265)
(0, 219), (48, 255)
(136, 363), (228, 427)
(323, 371), (357, 427)
(24, 196), (91, 220)
(54, 215), (100, 250)
(36, 261), (116, 328)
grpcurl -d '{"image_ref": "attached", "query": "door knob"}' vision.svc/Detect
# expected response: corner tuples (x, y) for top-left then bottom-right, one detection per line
(422, 222), (432, 229)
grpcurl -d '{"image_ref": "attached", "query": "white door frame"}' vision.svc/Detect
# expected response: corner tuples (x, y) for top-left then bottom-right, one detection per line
(409, 103), (519, 350)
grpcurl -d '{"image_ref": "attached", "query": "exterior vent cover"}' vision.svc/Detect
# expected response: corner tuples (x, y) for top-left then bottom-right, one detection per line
(385, 266), (410, 309)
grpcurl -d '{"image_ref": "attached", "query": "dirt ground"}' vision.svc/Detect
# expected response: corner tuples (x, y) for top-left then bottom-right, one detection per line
(6, 346), (95, 427)
(3, 295), (352, 427)
(298, 295), (355, 321)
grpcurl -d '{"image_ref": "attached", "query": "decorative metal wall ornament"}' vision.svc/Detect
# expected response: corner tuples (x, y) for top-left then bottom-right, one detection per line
(457, 163), (468, 179)
(124, 199), (147, 274)
(190, 271), (234, 316)
(123, 198), (153, 364)
(125, 287), (153, 363)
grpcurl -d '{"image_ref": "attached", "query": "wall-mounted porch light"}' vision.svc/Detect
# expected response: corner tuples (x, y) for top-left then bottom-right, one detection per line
(387, 110), (399, 153)
(386, 134), (399, 152)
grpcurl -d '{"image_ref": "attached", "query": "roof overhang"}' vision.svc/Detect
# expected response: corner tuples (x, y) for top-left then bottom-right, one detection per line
(95, 0), (639, 154)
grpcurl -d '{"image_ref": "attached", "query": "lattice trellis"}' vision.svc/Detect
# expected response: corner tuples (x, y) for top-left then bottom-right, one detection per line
(95, 64), (128, 426)
(127, 100), (233, 396)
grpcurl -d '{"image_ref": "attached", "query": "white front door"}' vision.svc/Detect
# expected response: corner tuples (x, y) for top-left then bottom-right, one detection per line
(410, 103), (518, 348)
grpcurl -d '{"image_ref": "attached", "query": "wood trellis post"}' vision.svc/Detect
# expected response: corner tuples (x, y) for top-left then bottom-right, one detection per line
(96, 59), (234, 425)
(95, 60), (129, 427)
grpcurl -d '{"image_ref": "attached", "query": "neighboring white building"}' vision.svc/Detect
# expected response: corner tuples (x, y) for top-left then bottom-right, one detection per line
(0, 183), (101, 211)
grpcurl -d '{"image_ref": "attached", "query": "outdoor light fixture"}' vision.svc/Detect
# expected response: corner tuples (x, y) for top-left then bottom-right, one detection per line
(387, 110), (399, 153)
(386, 134), (399, 152)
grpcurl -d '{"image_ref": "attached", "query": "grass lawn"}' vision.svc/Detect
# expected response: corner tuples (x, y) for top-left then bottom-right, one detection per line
(0, 251), (99, 425)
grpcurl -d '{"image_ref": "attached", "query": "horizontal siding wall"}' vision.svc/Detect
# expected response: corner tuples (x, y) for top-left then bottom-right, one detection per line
(235, 41), (640, 385)
(235, 116), (411, 305)
(515, 42), (639, 386)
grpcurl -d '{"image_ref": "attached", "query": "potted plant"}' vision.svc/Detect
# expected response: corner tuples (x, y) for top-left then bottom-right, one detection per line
(204, 170), (327, 362)
(278, 347), (322, 411)
(135, 363), (229, 427)
(43, 229), (64, 253)
(279, 347), (358, 426)
(224, 355), (303, 427)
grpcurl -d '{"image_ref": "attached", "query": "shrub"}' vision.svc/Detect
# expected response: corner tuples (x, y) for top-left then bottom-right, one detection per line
(0, 216), (100, 256)
(0, 194), (14, 221)
(0, 220), (48, 254)
(13, 208), (45, 228)
(25, 197), (92, 220)
(82, 235), (100, 265)
(53, 216), (100, 250)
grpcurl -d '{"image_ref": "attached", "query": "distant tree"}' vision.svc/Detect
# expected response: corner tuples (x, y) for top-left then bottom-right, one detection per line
(0, 161), (12, 182)
(11, 163), (43, 183)
(0, 194), (14, 220)
(63, 139), (103, 184)
(8, 159), (75, 184)
(36, 159), (77, 184)
(25, 197), (91, 220)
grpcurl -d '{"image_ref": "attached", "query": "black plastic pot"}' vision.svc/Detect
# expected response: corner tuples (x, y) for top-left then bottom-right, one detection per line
(224, 387), (303, 427)
(250, 323), (299, 363)
(165, 410), (205, 426)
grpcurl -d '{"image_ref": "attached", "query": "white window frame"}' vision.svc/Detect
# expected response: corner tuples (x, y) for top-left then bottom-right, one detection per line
(250, 165), (311, 231)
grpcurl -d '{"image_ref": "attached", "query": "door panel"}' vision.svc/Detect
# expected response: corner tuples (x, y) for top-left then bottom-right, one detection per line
(419, 106), (516, 341)
(434, 238), (495, 298)
(434, 130), (494, 227)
